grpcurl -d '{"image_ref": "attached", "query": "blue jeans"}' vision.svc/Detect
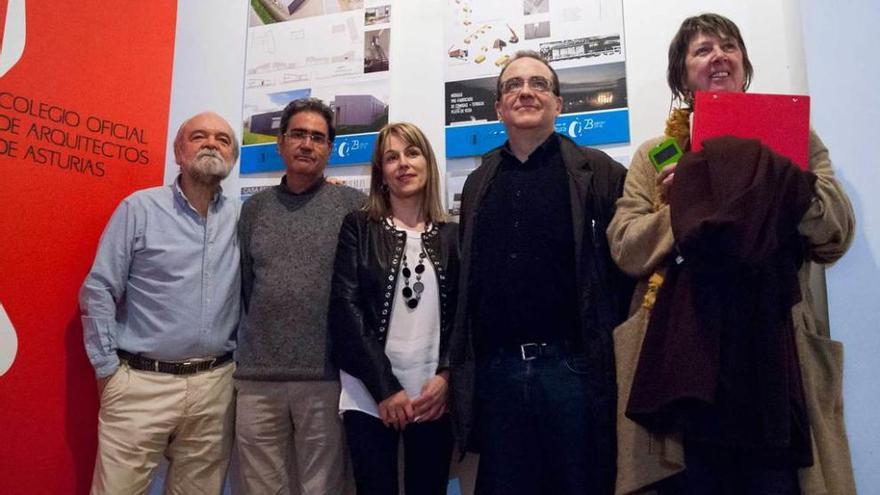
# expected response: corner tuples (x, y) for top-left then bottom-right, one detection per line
(474, 352), (600, 495)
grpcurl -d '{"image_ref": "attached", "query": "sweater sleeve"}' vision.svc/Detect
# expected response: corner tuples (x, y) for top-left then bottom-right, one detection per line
(798, 130), (855, 264)
(606, 137), (676, 278)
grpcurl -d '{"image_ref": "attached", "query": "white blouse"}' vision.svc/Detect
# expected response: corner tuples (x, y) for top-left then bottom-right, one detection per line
(339, 227), (441, 417)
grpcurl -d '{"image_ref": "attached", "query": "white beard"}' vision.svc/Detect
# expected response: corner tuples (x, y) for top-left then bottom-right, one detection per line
(190, 149), (231, 182)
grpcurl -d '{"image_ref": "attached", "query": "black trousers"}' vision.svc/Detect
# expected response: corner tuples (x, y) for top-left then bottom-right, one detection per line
(343, 411), (453, 495)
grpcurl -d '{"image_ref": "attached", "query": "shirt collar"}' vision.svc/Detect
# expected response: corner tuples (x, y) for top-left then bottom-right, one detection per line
(279, 175), (325, 196)
(173, 174), (224, 211)
(500, 132), (560, 162)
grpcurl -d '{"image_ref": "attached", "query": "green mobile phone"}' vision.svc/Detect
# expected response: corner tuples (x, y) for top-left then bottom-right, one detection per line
(648, 138), (683, 172)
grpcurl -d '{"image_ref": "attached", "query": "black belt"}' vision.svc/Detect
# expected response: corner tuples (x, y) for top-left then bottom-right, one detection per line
(494, 341), (582, 361)
(118, 350), (233, 375)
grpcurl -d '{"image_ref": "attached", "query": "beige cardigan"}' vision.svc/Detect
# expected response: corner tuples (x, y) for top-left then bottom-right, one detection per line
(607, 132), (856, 495)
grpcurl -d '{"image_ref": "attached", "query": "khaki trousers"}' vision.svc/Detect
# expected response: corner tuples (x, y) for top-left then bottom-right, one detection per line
(234, 379), (348, 495)
(90, 361), (235, 495)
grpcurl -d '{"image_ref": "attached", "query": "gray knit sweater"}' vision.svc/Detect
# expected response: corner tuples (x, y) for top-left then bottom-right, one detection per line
(235, 177), (365, 381)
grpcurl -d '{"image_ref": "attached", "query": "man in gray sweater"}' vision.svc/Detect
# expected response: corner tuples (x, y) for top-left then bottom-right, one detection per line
(235, 98), (364, 495)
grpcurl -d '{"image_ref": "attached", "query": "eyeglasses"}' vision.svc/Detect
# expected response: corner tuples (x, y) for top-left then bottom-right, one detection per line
(283, 128), (330, 146)
(500, 76), (554, 95)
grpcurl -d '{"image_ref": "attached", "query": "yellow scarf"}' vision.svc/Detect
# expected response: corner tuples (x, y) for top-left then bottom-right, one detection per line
(641, 107), (691, 309)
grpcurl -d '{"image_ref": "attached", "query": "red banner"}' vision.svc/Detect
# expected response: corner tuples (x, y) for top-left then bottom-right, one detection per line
(0, 2), (178, 493)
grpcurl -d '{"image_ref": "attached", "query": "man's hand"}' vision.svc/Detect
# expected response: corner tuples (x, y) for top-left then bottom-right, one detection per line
(378, 390), (414, 431)
(411, 371), (449, 423)
(326, 176), (345, 186)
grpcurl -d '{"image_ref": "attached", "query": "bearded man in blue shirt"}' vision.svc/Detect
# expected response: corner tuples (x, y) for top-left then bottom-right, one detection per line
(79, 111), (241, 495)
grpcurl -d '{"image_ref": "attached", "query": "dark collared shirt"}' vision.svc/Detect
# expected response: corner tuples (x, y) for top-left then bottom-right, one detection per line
(472, 133), (579, 355)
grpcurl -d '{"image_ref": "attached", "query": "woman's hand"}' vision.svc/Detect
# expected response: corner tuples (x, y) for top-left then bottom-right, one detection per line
(378, 390), (414, 430)
(657, 162), (677, 202)
(411, 371), (449, 423)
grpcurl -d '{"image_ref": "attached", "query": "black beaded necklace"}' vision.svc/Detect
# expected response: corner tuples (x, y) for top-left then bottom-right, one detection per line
(390, 217), (429, 309)
(401, 246), (427, 309)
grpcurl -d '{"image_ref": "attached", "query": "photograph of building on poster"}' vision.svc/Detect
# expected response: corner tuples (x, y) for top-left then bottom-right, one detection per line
(249, 0), (365, 26)
(242, 3), (391, 173)
(446, 62), (627, 125)
(444, 0), (629, 158)
(365, 5), (390, 26)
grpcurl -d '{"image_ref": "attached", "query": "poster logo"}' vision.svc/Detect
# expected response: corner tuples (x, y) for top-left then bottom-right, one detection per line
(0, 0), (26, 78)
(0, 303), (17, 375)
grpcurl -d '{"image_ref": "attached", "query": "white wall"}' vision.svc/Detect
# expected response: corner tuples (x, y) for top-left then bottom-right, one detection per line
(164, 0), (248, 193)
(801, 0), (880, 492)
(623, 0), (808, 147)
(165, 1), (877, 493)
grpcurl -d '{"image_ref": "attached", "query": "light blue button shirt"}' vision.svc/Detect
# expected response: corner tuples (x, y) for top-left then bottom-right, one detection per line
(79, 177), (240, 378)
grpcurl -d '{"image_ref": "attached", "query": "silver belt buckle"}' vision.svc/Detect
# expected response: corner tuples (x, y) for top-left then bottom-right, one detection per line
(520, 343), (544, 361)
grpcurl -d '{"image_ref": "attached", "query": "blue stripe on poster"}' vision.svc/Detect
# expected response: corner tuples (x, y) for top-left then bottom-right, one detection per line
(240, 133), (378, 174)
(445, 108), (630, 158)
(240, 144), (282, 174)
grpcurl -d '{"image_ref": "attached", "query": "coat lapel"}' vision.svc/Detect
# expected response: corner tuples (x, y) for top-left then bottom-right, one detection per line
(562, 138), (593, 275)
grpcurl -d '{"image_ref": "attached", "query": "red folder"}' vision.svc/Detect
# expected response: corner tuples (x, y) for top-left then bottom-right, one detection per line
(692, 92), (810, 170)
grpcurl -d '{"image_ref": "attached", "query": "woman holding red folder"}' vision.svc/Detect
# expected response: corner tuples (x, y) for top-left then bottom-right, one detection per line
(607, 13), (856, 495)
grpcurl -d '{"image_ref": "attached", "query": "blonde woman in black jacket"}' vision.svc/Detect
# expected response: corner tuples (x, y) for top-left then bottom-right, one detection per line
(329, 122), (459, 495)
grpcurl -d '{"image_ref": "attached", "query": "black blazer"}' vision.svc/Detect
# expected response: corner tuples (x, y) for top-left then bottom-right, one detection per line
(448, 134), (632, 493)
(328, 210), (460, 403)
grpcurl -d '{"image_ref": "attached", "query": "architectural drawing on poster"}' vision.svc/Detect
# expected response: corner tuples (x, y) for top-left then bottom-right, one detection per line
(444, 0), (630, 158)
(242, 2), (391, 174)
